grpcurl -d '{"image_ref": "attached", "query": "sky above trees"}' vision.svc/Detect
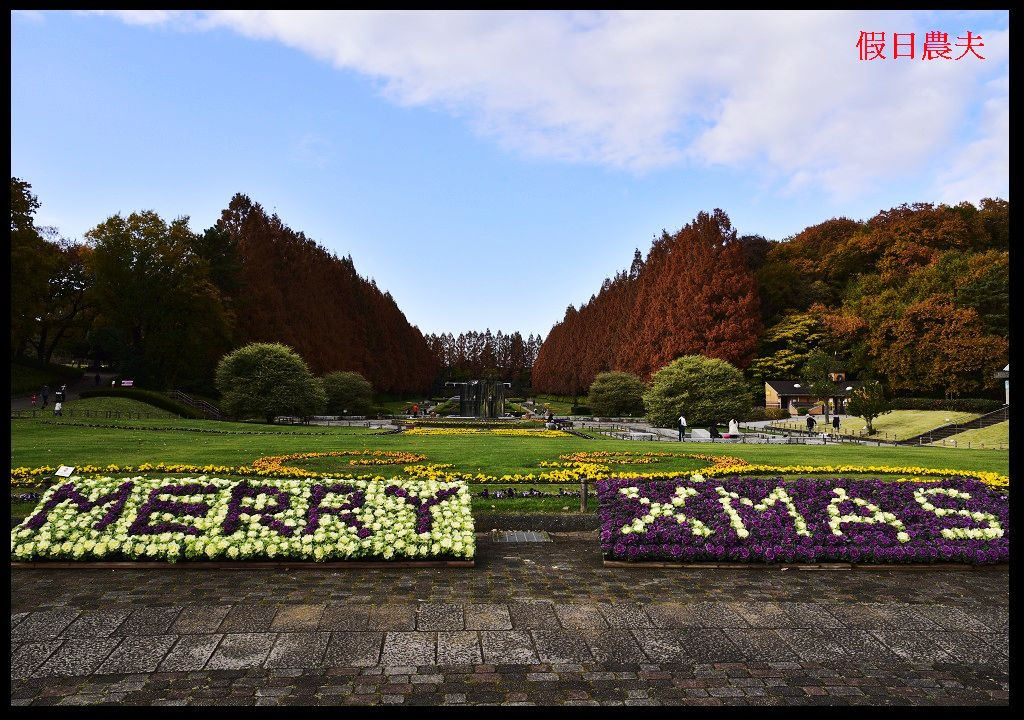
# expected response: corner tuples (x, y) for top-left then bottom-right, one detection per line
(11, 10), (1008, 336)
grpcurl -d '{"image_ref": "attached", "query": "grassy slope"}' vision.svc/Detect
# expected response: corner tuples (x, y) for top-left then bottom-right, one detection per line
(931, 421), (1009, 449)
(59, 396), (178, 417)
(10, 415), (1007, 475)
(771, 410), (980, 440)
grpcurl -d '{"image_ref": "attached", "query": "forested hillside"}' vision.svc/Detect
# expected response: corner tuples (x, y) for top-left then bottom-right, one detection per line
(532, 200), (1009, 399)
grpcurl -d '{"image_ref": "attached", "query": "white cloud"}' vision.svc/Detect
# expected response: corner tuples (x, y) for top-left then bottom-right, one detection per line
(92, 10), (1008, 200)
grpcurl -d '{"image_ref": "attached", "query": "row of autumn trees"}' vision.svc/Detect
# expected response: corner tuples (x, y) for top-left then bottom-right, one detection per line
(425, 331), (543, 388)
(532, 200), (1009, 400)
(10, 178), (437, 394)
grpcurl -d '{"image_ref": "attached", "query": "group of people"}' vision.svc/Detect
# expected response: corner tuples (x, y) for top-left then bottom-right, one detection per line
(805, 413), (842, 433)
(676, 415), (741, 440)
(30, 384), (67, 416)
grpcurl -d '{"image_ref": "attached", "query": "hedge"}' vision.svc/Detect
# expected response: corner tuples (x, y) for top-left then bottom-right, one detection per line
(78, 389), (204, 419)
(890, 398), (1004, 413)
(742, 407), (790, 422)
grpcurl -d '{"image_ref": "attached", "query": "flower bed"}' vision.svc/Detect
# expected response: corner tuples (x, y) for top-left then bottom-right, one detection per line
(403, 427), (568, 437)
(598, 476), (1008, 564)
(11, 475), (474, 563)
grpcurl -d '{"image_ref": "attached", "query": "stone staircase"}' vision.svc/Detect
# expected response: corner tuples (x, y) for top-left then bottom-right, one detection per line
(898, 406), (1009, 445)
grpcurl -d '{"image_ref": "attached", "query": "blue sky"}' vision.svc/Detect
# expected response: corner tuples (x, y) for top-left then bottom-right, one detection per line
(11, 10), (1009, 337)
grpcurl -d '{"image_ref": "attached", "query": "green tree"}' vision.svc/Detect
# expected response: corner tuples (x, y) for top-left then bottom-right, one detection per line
(801, 348), (838, 412)
(10, 178), (53, 357)
(643, 355), (752, 428)
(322, 371), (373, 415)
(87, 211), (231, 389)
(215, 343), (326, 423)
(587, 371), (645, 416)
(846, 380), (891, 435)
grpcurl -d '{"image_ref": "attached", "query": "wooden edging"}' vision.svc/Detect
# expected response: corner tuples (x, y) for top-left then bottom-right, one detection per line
(10, 560), (474, 570)
(603, 560), (1008, 571)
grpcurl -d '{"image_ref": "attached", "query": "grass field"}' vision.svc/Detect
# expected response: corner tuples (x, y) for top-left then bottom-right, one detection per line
(931, 421), (1009, 449)
(770, 409), (981, 441)
(59, 396), (178, 417)
(10, 414), (1008, 519)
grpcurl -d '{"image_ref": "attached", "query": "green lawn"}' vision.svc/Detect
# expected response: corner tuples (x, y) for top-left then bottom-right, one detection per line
(931, 421), (1009, 449)
(60, 396), (178, 417)
(771, 410), (980, 441)
(10, 414), (1008, 475)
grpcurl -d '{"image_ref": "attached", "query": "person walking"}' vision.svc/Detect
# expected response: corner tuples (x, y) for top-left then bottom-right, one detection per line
(41, 384), (50, 409)
(805, 414), (816, 433)
(94, 372), (100, 387)
(53, 400), (62, 417)
(678, 413), (687, 441)
(30, 393), (37, 409)
(832, 414), (841, 435)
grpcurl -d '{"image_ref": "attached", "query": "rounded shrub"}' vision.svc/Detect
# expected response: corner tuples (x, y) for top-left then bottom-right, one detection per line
(643, 355), (752, 428)
(215, 343), (326, 423)
(587, 371), (645, 417)
(322, 371), (373, 415)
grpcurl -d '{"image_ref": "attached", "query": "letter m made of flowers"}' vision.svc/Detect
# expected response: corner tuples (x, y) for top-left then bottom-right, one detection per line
(715, 486), (811, 539)
(617, 485), (712, 537)
(24, 480), (135, 531)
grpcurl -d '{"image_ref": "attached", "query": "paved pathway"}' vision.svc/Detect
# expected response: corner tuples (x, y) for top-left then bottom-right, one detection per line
(10, 535), (1009, 706)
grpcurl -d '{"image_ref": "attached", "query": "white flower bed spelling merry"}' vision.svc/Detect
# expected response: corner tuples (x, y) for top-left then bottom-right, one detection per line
(10, 475), (475, 562)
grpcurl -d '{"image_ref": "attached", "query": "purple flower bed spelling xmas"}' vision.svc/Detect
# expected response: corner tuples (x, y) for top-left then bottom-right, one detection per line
(597, 477), (1008, 564)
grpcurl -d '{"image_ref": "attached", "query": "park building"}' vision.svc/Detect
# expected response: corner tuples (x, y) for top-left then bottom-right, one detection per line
(764, 371), (863, 416)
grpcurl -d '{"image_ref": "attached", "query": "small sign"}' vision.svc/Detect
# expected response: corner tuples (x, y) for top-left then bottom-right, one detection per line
(55, 465), (75, 477)
(120, 379), (134, 387)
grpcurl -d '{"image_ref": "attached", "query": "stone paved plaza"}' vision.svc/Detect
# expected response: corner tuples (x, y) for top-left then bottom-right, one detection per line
(9, 534), (1009, 706)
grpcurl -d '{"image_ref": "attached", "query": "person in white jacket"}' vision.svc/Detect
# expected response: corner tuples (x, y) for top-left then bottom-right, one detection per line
(678, 414), (687, 441)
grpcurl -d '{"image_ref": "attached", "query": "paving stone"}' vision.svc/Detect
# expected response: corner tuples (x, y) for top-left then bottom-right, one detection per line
(871, 631), (953, 664)
(158, 635), (223, 672)
(776, 629), (852, 663)
(646, 602), (749, 629)
(531, 631), (593, 663)
(11, 609), (81, 641)
(264, 632), (330, 669)
(437, 631), (483, 665)
(11, 612), (29, 630)
(324, 632), (383, 667)
(96, 635), (177, 674)
(11, 641), (64, 679)
(116, 607), (182, 636)
(319, 605), (373, 631)
(726, 629), (799, 662)
(367, 605), (416, 631)
(508, 601), (560, 630)
(914, 605), (993, 633)
(976, 632), (1008, 659)
(32, 637), (122, 677)
(928, 632), (1009, 665)
(219, 604), (279, 633)
(829, 603), (939, 631)
(555, 604), (608, 629)
(582, 629), (649, 665)
(480, 631), (539, 664)
(836, 630), (900, 664)
(172, 604), (233, 634)
(206, 633), (277, 670)
(598, 603), (653, 628)
(417, 603), (464, 631)
(959, 605), (1008, 633)
(634, 629), (744, 663)
(61, 608), (132, 638)
(464, 604), (512, 631)
(779, 602), (846, 629)
(382, 632), (436, 666)
(270, 604), (325, 631)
